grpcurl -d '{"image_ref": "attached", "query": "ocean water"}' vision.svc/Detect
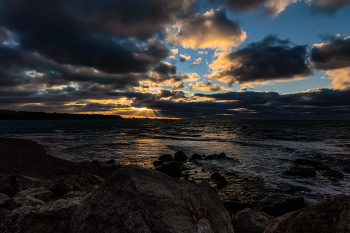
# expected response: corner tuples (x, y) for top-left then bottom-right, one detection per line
(1, 119), (350, 205)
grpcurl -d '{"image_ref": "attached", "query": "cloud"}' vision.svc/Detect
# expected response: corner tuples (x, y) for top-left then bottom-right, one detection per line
(180, 54), (191, 62)
(171, 49), (179, 55)
(212, 0), (299, 16)
(166, 8), (246, 50)
(198, 51), (208, 54)
(311, 36), (350, 70)
(192, 57), (203, 66)
(209, 35), (312, 86)
(325, 68), (350, 91)
(307, 0), (350, 13)
(189, 81), (229, 92)
(184, 73), (201, 82)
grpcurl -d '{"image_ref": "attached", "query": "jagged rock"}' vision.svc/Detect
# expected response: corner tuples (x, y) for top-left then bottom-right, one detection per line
(50, 177), (82, 197)
(158, 154), (174, 162)
(0, 193), (10, 207)
(155, 162), (182, 178)
(284, 165), (316, 177)
(211, 172), (229, 186)
(63, 191), (87, 199)
(174, 151), (187, 162)
(0, 174), (15, 196)
(259, 197), (305, 217)
(204, 154), (215, 160)
(13, 195), (45, 207)
(80, 173), (105, 185)
(293, 159), (322, 166)
(15, 188), (53, 202)
(216, 153), (227, 159)
(0, 197), (83, 233)
(153, 160), (164, 167)
(192, 153), (202, 160)
(70, 166), (234, 233)
(324, 170), (344, 179)
(233, 208), (275, 233)
(14, 175), (44, 192)
(264, 194), (350, 233)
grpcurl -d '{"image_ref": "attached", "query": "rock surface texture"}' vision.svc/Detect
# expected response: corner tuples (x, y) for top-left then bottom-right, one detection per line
(234, 208), (275, 233)
(264, 194), (350, 233)
(70, 166), (233, 233)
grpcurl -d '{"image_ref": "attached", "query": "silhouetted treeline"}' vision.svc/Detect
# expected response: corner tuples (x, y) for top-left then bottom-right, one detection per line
(0, 110), (123, 120)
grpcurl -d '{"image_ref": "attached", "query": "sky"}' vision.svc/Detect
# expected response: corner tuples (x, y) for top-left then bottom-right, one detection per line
(0, 0), (350, 119)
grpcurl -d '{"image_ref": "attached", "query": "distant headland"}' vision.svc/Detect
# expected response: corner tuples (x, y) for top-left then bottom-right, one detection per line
(0, 109), (123, 120)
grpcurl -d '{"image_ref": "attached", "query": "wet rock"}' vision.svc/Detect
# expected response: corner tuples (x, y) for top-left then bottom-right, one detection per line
(50, 177), (82, 197)
(259, 197), (306, 217)
(13, 195), (45, 207)
(233, 208), (275, 233)
(70, 166), (234, 233)
(105, 159), (115, 164)
(192, 153), (202, 160)
(155, 162), (182, 178)
(324, 170), (344, 179)
(0, 197), (83, 233)
(174, 151), (187, 162)
(216, 153), (227, 159)
(284, 165), (316, 177)
(153, 160), (164, 167)
(224, 201), (254, 214)
(14, 175), (44, 192)
(15, 188), (53, 202)
(313, 164), (331, 170)
(211, 172), (229, 186)
(293, 159), (322, 166)
(343, 167), (350, 173)
(0, 174), (15, 196)
(158, 154), (174, 162)
(264, 194), (350, 233)
(204, 154), (215, 160)
(110, 164), (123, 170)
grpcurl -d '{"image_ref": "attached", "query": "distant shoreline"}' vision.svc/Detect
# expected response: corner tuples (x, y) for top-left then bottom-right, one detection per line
(0, 109), (123, 120)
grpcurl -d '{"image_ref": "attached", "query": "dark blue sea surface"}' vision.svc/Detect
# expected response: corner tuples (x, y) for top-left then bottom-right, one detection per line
(1, 119), (350, 204)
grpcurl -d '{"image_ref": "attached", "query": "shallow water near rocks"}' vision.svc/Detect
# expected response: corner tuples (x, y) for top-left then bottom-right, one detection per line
(1, 119), (350, 205)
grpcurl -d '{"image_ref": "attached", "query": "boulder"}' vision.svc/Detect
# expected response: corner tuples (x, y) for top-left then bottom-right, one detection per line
(63, 191), (87, 199)
(70, 166), (234, 233)
(0, 193), (10, 207)
(15, 188), (53, 202)
(105, 159), (115, 164)
(211, 172), (229, 186)
(192, 153), (202, 160)
(0, 197), (83, 233)
(324, 170), (344, 179)
(204, 155), (215, 160)
(259, 197), (305, 217)
(158, 154), (174, 162)
(50, 177), (82, 197)
(284, 165), (316, 177)
(216, 153), (227, 159)
(153, 160), (164, 167)
(293, 159), (322, 166)
(313, 165), (331, 171)
(0, 193), (15, 210)
(174, 151), (187, 162)
(155, 161), (182, 178)
(0, 174), (15, 196)
(224, 201), (254, 214)
(233, 208), (275, 233)
(14, 175), (44, 192)
(264, 194), (350, 233)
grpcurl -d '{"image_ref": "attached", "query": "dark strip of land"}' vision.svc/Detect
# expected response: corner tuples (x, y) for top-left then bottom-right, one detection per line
(0, 138), (114, 179)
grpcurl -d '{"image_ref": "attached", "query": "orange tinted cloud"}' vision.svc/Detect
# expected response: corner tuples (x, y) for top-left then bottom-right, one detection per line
(326, 68), (350, 90)
(189, 81), (229, 92)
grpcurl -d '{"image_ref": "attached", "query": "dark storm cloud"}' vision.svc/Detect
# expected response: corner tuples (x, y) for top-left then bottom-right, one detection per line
(152, 62), (176, 74)
(0, 0), (195, 74)
(308, 0), (350, 13)
(212, 35), (312, 85)
(311, 36), (350, 70)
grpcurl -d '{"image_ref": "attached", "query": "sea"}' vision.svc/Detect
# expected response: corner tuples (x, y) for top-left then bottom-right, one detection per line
(1, 119), (350, 205)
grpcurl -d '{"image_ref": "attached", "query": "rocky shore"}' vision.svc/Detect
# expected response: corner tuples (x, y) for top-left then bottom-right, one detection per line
(1, 138), (349, 233)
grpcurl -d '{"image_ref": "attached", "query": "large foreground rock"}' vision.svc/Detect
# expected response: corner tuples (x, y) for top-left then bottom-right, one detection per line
(71, 166), (233, 233)
(0, 197), (83, 233)
(234, 208), (275, 233)
(264, 194), (350, 233)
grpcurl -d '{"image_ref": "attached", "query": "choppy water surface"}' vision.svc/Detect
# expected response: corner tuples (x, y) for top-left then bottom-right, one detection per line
(1, 119), (350, 204)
